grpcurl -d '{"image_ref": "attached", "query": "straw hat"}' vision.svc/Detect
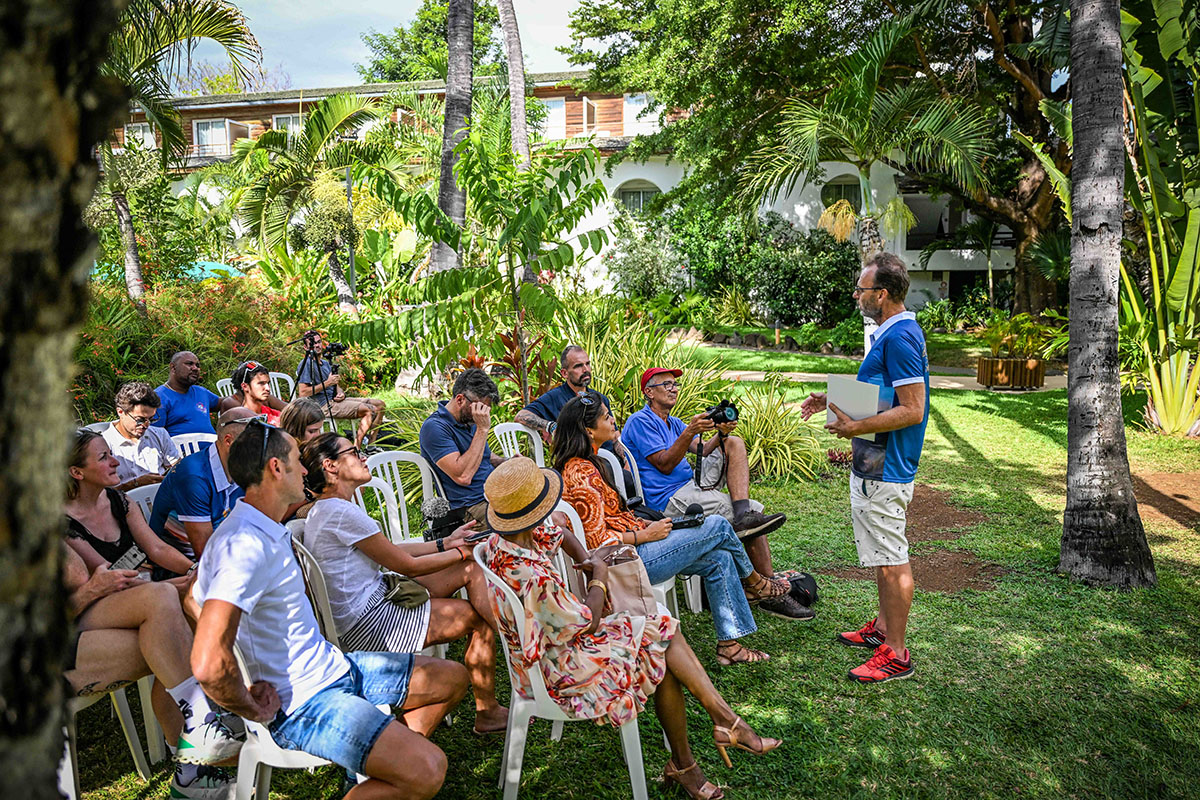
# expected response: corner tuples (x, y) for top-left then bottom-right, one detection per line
(484, 457), (563, 533)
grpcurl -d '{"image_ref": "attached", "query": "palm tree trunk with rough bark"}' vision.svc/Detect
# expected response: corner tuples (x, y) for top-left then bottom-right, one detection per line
(0, 1), (126, 794)
(111, 191), (148, 316)
(496, 0), (530, 169)
(1059, 0), (1156, 588)
(326, 249), (358, 316)
(432, 0), (474, 272)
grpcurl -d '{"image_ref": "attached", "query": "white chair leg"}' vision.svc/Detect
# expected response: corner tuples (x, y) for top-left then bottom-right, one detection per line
(686, 576), (703, 614)
(501, 706), (532, 800)
(550, 720), (564, 742)
(60, 725), (78, 800)
(255, 762), (273, 800)
(498, 700), (516, 790)
(138, 675), (167, 764)
(619, 719), (650, 800)
(234, 743), (259, 800)
(111, 687), (152, 781)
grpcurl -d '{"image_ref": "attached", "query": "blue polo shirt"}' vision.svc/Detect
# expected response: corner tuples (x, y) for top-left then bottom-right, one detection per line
(155, 384), (220, 436)
(295, 357), (335, 407)
(420, 401), (494, 510)
(852, 311), (930, 484)
(621, 405), (694, 511)
(149, 444), (245, 562)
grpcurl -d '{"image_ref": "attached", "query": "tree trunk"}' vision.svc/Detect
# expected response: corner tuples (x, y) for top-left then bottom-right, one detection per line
(0, 1), (127, 795)
(431, 0), (474, 272)
(1013, 227), (1059, 314)
(496, 0), (530, 170)
(111, 191), (148, 316)
(326, 248), (359, 316)
(1059, 0), (1156, 588)
(858, 216), (884, 260)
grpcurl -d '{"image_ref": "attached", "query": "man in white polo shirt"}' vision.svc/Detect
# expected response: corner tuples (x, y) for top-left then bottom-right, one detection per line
(102, 381), (182, 491)
(190, 420), (468, 799)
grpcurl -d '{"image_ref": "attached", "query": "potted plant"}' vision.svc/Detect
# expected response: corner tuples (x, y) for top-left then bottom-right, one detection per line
(975, 313), (1049, 389)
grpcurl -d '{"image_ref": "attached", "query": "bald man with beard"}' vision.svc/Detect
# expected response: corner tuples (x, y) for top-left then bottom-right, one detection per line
(155, 351), (223, 437)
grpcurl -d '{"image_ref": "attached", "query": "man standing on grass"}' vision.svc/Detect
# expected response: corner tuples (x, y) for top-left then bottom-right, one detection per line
(801, 252), (930, 683)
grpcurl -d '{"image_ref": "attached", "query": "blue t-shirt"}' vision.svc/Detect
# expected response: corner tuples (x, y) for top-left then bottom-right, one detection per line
(420, 401), (495, 510)
(154, 384), (220, 436)
(524, 384), (618, 454)
(296, 357), (335, 407)
(852, 311), (930, 484)
(621, 405), (693, 511)
(149, 444), (245, 561)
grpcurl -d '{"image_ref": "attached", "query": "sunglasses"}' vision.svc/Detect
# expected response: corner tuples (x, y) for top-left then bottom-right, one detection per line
(120, 409), (157, 426)
(334, 445), (367, 461)
(248, 418), (280, 471)
(225, 414), (269, 426)
(578, 392), (597, 406)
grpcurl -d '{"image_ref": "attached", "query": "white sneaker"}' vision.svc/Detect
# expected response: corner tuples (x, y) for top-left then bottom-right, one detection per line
(169, 764), (236, 800)
(176, 712), (243, 765)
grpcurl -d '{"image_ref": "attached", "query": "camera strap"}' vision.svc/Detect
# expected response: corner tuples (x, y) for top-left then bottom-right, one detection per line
(693, 432), (728, 491)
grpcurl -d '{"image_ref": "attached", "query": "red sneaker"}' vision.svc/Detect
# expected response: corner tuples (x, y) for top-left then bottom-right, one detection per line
(848, 644), (913, 683)
(836, 617), (886, 649)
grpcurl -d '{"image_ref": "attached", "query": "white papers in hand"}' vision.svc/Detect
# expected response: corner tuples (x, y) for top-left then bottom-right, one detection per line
(826, 375), (892, 442)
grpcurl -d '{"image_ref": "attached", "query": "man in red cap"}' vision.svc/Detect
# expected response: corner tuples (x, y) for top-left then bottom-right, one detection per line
(621, 367), (808, 620)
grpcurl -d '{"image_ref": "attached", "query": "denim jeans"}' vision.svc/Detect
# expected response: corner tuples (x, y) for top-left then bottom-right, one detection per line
(636, 515), (757, 641)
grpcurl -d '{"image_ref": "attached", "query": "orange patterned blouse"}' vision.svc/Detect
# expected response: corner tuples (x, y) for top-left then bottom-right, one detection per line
(561, 457), (647, 550)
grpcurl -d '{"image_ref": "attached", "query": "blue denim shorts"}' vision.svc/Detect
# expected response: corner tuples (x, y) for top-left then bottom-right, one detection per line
(268, 650), (414, 774)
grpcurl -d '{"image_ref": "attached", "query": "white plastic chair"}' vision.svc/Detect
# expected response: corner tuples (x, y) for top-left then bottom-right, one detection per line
(491, 422), (545, 466)
(285, 517), (307, 546)
(291, 539), (341, 647)
(269, 372), (296, 401)
(596, 449), (701, 614)
(366, 450), (444, 531)
(81, 421), (113, 433)
(215, 378), (235, 398)
(474, 546), (651, 800)
(353, 477), (409, 545)
(172, 432), (217, 457)
(63, 678), (158, 799)
(126, 483), (159, 523)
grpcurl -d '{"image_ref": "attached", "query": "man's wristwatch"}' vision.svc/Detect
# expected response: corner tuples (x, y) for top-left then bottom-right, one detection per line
(436, 538), (446, 553)
(547, 422), (557, 434)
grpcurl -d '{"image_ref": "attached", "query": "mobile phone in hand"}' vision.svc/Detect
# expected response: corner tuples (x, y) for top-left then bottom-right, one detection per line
(464, 530), (492, 543)
(110, 544), (147, 572)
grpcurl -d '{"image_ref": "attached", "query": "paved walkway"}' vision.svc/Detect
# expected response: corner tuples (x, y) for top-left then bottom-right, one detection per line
(724, 369), (1067, 392)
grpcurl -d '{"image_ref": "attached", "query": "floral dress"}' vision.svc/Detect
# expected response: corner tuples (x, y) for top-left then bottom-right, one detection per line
(480, 524), (677, 727)
(561, 457), (646, 550)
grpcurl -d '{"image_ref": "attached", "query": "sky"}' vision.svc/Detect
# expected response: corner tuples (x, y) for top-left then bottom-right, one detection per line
(195, 0), (583, 89)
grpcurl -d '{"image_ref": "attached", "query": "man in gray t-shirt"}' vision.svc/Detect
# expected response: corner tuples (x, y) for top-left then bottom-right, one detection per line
(294, 329), (385, 447)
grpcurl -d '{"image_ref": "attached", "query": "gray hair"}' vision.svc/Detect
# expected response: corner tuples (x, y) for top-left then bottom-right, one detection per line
(863, 252), (909, 303)
(560, 344), (586, 370)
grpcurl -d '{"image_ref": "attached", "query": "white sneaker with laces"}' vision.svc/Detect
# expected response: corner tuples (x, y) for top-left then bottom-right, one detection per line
(176, 712), (243, 765)
(169, 764), (236, 800)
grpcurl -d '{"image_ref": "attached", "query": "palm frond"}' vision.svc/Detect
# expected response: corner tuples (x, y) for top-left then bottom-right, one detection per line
(297, 94), (383, 162)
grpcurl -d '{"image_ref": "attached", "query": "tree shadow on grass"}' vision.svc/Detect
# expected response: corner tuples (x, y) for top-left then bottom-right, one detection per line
(957, 390), (1069, 451)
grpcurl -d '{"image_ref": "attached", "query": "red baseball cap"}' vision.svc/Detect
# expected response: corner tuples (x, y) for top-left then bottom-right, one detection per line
(640, 367), (683, 392)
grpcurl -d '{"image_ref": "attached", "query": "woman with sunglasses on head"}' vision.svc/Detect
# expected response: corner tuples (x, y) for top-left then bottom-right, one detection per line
(554, 394), (791, 666)
(299, 433), (509, 734)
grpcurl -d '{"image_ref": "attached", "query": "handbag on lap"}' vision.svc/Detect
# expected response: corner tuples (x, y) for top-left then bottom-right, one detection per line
(601, 545), (658, 617)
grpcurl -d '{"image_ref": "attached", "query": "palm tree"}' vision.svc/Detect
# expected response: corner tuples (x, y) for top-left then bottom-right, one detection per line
(234, 93), (385, 313)
(101, 0), (259, 312)
(432, 0), (474, 272)
(496, 0), (530, 169)
(919, 217), (1004, 306)
(739, 19), (994, 260)
(1059, 0), (1155, 588)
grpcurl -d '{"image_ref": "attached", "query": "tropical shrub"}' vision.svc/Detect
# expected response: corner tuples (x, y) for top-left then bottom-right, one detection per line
(792, 322), (829, 351)
(734, 376), (822, 480)
(634, 291), (712, 327)
(658, 193), (756, 293)
(749, 229), (860, 326)
(605, 222), (688, 299)
(915, 299), (955, 330)
(829, 317), (865, 353)
(712, 287), (763, 328)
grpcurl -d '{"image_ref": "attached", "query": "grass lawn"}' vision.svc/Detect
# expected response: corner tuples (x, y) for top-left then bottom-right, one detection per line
(77, 386), (1200, 799)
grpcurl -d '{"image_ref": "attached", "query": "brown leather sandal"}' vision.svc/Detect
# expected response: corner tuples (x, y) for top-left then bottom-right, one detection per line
(715, 641), (770, 666)
(742, 573), (789, 604)
(713, 716), (783, 768)
(663, 757), (724, 799)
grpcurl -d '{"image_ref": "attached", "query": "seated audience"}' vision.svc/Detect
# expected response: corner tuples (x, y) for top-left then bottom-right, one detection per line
(622, 368), (808, 614)
(149, 408), (255, 575)
(301, 433), (508, 734)
(555, 394), (800, 663)
(217, 360), (286, 423)
(280, 398), (327, 444)
(191, 420), (468, 800)
(419, 368), (507, 524)
(102, 380), (181, 491)
(66, 430), (196, 582)
(295, 330), (385, 447)
(480, 458), (782, 800)
(156, 351), (222, 437)
(515, 345), (615, 449)
(63, 544), (241, 799)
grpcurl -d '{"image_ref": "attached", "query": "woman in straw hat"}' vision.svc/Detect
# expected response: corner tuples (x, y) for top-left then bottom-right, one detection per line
(479, 457), (782, 800)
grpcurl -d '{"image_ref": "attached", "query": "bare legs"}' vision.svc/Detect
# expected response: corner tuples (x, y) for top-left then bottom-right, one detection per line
(874, 563), (913, 655)
(351, 399), (387, 447)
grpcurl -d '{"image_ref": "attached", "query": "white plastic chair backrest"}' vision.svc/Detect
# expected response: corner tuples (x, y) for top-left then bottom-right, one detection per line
(173, 432), (217, 457)
(322, 418), (339, 434)
(215, 378), (235, 398)
(366, 449), (443, 510)
(353, 477), (407, 544)
(126, 484), (160, 523)
(285, 517), (306, 546)
(594, 449), (628, 502)
(81, 421), (113, 434)
(552, 500), (588, 596)
(290, 538), (341, 649)
(625, 451), (644, 499)
(492, 422), (545, 466)
(269, 372), (295, 401)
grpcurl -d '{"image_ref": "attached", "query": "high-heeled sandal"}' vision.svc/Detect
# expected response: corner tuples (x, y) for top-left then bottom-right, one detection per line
(663, 757), (724, 799)
(712, 716), (783, 768)
(715, 641), (770, 666)
(742, 573), (790, 605)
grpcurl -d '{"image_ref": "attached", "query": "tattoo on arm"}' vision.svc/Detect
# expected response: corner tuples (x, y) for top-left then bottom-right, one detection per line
(514, 409), (550, 431)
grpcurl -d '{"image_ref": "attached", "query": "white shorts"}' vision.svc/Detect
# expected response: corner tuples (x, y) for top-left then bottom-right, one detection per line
(663, 448), (763, 522)
(849, 475), (913, 567)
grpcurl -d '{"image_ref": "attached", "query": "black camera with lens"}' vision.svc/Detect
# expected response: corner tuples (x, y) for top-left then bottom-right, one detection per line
(324, 341), (349, 358)
(705, 399), (739, 424)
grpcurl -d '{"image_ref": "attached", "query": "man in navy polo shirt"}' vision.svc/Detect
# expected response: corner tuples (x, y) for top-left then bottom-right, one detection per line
(420, 369), (508, 523)
(155, 351), (222, 437)
(516, 346), (612, 442)
(802, 252), (930, 684)
(149, 408), (255, 578)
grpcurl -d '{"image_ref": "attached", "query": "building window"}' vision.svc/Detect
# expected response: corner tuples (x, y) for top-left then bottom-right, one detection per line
(623, 93), (658, 136)
(124, 123), (156, 150)
(617, 180), (661, 213)
(193, 119), (229, 156)
(273, 113), (304, 142)
(820, 176), (861, 212)
(541, 97), (566, 140)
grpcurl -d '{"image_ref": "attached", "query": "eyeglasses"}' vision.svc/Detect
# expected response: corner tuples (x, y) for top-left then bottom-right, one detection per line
(578, 392), (596, 406)
(646, 381), (679, 390)
(120, 409), (157, 426)
(248, 418), (280, 472)
(853, 285), (884, 296)
(334, 445), (367, 461)
(225, 414), (268, 426)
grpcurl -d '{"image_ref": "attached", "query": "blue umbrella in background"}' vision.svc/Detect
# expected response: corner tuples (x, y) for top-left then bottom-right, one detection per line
(189, 260), (244, 280)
